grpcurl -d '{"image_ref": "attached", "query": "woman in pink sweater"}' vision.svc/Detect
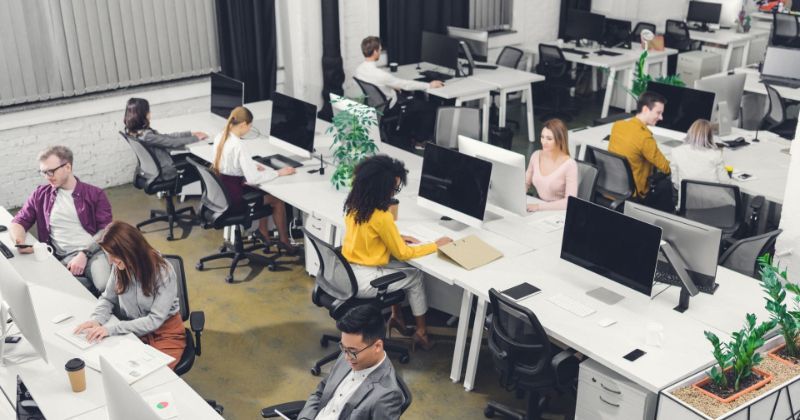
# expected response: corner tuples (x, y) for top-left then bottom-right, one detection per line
(525, 119), (578, 211)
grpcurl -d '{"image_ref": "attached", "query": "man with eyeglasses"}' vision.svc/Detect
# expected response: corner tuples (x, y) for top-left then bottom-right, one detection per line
(10, 146), (113, 293)
(298, 305), (405, 419)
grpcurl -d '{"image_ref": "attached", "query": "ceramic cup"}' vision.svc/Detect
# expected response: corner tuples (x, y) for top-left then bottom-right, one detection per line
(33, 242), (53, 261)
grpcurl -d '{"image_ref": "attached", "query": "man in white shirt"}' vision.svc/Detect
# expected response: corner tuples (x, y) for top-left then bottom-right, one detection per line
(354, 36), (444, 150)
(297, 305), (406, 420)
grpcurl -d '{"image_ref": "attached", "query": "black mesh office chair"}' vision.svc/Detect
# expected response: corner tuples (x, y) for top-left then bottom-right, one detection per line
(719, 229), (783, 278)
(761, 83), (799, 140)
(535, 44), (577, 122)
(435, 106), (482, 148)
(353, 76), (410, 150)
(576, 160), (599, 202)
(483, 289), (579, 419)
(631, 21), (657, 43)
(186, 157), (279, 283)
(489, 46), (526, 129)
(120, 132), (196, 241)
(583, 145), (636, 211)
(664, 20), (702, 75)
(261, 373), (412, 418)
(163, 255), (205, 376)
(303, 228), (411, 376)
(678, 180), (743, 243)
(772, 13), (800, 48)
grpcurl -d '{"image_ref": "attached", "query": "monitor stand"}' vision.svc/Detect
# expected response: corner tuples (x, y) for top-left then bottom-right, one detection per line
(586, 287), (624, 305)
(439, 216), (470, 231)
(660, 241), (700, 313)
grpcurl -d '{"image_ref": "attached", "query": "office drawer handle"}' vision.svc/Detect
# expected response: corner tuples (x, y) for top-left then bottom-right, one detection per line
(600, 383), (621, 395)
(599, 396), (620, 408)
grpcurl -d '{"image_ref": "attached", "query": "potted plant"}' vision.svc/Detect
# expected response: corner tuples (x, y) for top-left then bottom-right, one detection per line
(628, 50), (686, 100)
(760, 254), (800, 365)
(694, 314), (776, 403)
(326, 97), (380, 190)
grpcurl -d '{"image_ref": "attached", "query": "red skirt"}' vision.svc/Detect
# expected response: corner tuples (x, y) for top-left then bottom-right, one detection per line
(140, 313), (186, 371)
(220, 173), (248, 212)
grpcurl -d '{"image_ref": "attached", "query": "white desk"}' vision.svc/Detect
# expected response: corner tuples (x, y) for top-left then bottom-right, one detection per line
(732, 66), (800, 102)
(568, 122), (791, 204)
(689, 28), (769, 71)
(470, 66), (545, 143)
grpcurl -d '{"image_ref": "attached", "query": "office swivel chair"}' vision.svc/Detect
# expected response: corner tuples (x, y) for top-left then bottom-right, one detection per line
(719, 229), (783, 278)
(678, 180), (744, 243)
(631, 21), (657, 43)
(664, 20), (702, 75)
(260, 374), (412, 418)
(120, 132), (196, 241)
(583, 145), (636, 211)
(772, 13), (800, 48)
(303, 228), (411, 376)
(483, 289), (579, 420)
(353, 77), (410, 150)
(761, 83), (799, 140)
(575, 160), (599, 202)
(490, 46), (526, 129)
(186, 157), (279, 284)
(535, 44), (577, 122)
(435, 106), (482, 148)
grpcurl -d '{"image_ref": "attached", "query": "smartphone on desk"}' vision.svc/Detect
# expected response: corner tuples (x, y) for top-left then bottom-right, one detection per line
(501, 282), (542, 302)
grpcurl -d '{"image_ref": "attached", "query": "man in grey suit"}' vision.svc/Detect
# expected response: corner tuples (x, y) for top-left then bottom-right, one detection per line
(299, 305), (406, 419)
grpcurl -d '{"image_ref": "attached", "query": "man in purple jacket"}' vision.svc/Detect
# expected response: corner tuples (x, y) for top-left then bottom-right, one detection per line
(10, 146), (113, 293)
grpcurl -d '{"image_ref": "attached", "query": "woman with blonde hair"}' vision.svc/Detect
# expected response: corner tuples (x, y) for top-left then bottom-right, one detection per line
(670, 119), (729, 190)
(212, 106), (297, 253)
(525, 118), (578, 211)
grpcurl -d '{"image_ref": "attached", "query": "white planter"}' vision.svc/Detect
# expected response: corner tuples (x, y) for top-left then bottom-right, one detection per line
(657, 336), (800, 420)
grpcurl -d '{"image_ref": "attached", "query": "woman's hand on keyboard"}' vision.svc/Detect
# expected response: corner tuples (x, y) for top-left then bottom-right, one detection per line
(74, 320), (100, 334)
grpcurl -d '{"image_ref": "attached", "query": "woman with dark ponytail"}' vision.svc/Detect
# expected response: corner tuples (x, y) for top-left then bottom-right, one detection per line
(212, 106), (297, 253)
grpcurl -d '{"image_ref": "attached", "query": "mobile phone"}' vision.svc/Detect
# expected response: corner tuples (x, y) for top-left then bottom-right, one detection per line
(14, 244), (33, 249)
(623, 349), (646, 361)
(501, 282), (542, 302)
(4, 336), (21, 344)
(739, 173), (752, 180)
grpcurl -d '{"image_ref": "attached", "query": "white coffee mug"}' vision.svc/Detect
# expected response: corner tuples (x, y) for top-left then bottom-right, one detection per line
(33, 242), (53, 261)
(645, 322), (664, 347)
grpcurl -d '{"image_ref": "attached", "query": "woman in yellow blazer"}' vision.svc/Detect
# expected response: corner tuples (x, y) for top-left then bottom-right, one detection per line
(342, 155), (452, 349)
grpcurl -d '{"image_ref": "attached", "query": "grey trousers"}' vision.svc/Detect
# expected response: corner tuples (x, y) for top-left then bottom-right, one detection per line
(350, 260), (428, 317)
(60, 251), (112, 293)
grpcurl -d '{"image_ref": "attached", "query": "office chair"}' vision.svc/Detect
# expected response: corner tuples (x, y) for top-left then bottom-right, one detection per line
(483, 289), (579, 420)
(535, 44), (578, 122)
(162, 255), (205, 376)
(260, 373), (412, 418)
(120, 132), (196, 241)
(772, 13), (800, 48)
(303, 228), (411, 376)
(583, 145), (636, 211)
(761, 83), (799, 140)
(186, 157), (279, 283)
(489, 46), (526, 130)
(353, 77), (410, 150)
(678, 180), (744, 243)
(435, 106), (482, 148)
(575, 160), (599, 202)
(719, 229), (783, 278)
(631, 21), (657, 44)
(664, 20), (702, 75)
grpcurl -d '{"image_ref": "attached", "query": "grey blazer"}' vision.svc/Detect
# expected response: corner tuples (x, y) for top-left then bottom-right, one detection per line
(136, 128), (198, 180)
(298, 354), (405, 420)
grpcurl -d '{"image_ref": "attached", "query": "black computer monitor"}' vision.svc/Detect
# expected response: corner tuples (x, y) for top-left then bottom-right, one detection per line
(447, 26), (489, 62)
(420, 31), (460, 72)
(687, 1), (722, 28)
(646, 82), (715, 132)
(210, 73), (244, 118)
(564, 9), (606, 42)
(269, 92), (317, 156)
(417, 143), (492, 228)
(602, 18), (632, 48)
(561, 197), (662, 297)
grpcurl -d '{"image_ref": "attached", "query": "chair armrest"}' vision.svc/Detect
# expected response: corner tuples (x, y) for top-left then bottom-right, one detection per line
(370, 272), (407, 290)
(190, 311), (205, 357)
(243, 190), (267, 204)
(261, 401), (306, 418)
(551, 349), (580, 393)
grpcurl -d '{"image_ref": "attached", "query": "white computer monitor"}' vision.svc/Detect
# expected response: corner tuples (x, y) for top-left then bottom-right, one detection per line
(0, 257), (49, 364)
(101, 356), (162, 420)
(330, 93), (381, 145)
(695, 73), (746, 124)
(457, 135), (528, 216)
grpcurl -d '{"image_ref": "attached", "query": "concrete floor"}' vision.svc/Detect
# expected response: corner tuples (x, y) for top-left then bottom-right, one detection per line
(98, 97), (606, 419)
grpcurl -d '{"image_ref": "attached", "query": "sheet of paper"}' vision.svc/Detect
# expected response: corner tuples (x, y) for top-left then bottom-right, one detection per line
(528, 214), (566, 232)
(84, 340), (174, 384)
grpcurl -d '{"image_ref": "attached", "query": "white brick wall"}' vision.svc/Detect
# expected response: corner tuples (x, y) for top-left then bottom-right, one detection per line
(0, 96), (207, 209)
(340, 0), (380, 98)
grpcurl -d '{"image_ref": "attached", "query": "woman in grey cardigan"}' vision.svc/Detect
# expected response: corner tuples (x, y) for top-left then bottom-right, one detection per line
(74, 221), (185, 369)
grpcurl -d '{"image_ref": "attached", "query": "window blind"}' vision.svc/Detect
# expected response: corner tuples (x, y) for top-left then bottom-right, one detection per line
(469, 0), (513, 30)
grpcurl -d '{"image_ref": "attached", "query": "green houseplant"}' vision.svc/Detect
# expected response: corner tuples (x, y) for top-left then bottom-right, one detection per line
(326, 97), (380, 190)
(759, 254), (800, 365)
(628, 50), (686, 100)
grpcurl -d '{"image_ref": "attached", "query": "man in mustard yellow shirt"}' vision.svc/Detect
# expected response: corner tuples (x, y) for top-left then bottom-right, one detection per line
(609, 91), (674, 211)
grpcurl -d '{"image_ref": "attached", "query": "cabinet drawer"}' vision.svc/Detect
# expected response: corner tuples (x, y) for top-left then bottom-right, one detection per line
(578, 360), (649, 403)
(577, 378), (647, 420)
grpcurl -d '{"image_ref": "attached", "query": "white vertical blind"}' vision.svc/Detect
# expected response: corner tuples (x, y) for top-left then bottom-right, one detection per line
(470, 0), (513, 30)
(0, 0), (220, 107)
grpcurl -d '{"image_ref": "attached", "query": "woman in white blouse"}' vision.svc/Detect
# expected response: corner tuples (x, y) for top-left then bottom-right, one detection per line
(670, 119), (729, 191)
(212, 106), (297, 253)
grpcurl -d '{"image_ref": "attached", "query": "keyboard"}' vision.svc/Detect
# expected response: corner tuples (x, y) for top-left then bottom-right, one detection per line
(56, 325), (97, 350)
(253, 154), (303, 170)
(760, 76), (800, 89)
(596, 50), (622, 57)
(417, 70), (453, 82)
(547, 294), (596, 317)
(561, 47), (589, 56)
(0, 242), (13, 259)
(654, 260), (717, 294)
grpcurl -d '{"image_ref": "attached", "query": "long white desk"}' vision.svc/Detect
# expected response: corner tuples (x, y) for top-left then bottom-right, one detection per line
(731, 66), (800, 102)
(0, 209), (222, 419)
(689, 28), (769, 71)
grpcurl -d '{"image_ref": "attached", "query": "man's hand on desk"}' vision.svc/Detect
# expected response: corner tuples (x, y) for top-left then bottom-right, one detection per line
(278, 167), (296, 176)
(66, 251), (88, 276)
(429, 80), (445, 89)
(192, 131), (209, 140)
(527, 203), (540, 213)
(435, 237), (453, 247)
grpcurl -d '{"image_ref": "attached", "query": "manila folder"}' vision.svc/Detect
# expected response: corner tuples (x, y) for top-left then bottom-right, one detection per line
(438, 235), (503, 270)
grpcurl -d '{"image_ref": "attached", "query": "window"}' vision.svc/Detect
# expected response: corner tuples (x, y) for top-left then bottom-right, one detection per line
(469, 0), (513, 30)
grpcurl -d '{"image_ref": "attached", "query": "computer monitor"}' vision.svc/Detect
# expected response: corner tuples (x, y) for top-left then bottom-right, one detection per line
(420, 31), (460, 73)
(446, 26), (490, 62)
(694, 73), (746, 124)
(564, 9), (606, 42)
(687, 1), (722, 28)
(561, 197), (662, 300)
(269, 92), (317, 158)
(0, 257), (49, 364)
(624, 201), (721, 291)
(417, 142), (493, 228)
(761, 46), (800, 80)
(101, 356), (161, 420)
(210, 73), (244, 118)
(330, 93), (381, 145)
(646, 82), (715, 132)
(602, 18), (632, 48)
(457, 135), (527, 216)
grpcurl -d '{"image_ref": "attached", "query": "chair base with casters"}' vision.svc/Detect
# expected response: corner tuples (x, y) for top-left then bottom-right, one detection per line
(135, 195), (196, 241)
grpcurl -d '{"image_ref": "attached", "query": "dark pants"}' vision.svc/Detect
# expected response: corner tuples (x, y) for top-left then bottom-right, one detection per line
(385, 95), (437, 148)
(637, 173), (676, 213)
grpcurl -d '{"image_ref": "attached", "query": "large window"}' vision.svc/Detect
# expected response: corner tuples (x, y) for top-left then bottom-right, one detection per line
(0, 0), (219, 108)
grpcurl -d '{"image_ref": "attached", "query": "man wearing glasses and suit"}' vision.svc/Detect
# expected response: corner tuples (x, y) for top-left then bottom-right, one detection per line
(298, 305), (405, 420)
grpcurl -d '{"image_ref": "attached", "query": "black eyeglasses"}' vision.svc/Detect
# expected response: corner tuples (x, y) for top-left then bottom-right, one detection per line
(39, 162), (68, 177)
(339, 341), (376, 361)
(393, 185), (403, 194)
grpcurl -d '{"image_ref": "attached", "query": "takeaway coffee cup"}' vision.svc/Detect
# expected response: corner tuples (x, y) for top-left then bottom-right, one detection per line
(33, 242), (53, 261)
(65, 358), (86, 392)
(389, 62), (398, 72)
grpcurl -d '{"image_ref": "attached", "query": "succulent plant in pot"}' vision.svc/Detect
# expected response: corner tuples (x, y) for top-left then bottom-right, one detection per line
(326, 96), (379, 190)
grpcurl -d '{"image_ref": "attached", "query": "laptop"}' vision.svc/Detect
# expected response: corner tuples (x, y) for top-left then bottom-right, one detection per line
(760, 46), (800, 89)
